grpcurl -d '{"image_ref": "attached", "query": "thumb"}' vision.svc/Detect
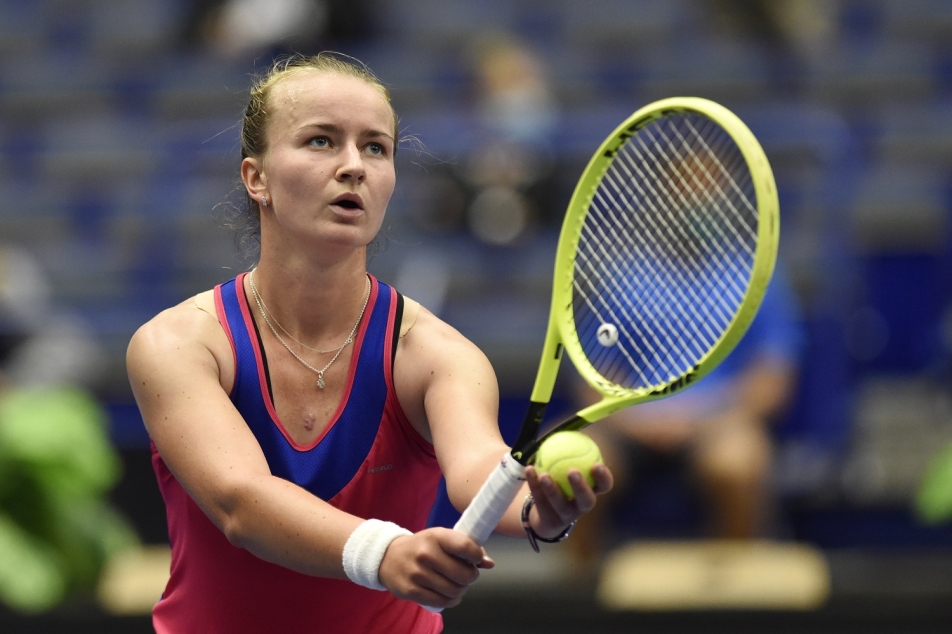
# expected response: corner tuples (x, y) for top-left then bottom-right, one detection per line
(476, 547), (495, 569)
(438, 529), (495, 568)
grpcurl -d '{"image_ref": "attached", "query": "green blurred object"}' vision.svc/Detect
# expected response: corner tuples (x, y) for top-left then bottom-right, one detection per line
(0, 514), (65, 612)
(0, 387), (139, 612)
(915, 442), (952, 524)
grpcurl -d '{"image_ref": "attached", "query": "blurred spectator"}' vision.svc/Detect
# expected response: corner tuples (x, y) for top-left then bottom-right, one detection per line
(463, 33), (562, 245)
(708, 0), (842, 82)
(179, 0), (372, 59)
(415, 33), (563, 247)
(396, 34), (564, 315)
(711, 0), (841, 53)
(469, 32), (560, 148)
(570, 265), (805, 569)
(0, 245), (105, 390)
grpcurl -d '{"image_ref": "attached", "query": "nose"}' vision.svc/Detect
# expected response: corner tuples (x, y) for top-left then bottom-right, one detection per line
(336, 144), (365, 183)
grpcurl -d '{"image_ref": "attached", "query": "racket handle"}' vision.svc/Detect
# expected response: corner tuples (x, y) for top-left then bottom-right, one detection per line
(424, 453), (526, 613)
(454, 452), (527, 544)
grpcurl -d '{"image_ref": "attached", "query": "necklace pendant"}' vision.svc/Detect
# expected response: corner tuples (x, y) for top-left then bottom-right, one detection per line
(317, 373), (326, 389)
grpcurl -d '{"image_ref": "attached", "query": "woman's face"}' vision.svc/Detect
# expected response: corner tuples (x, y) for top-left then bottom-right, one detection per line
(248, 70), (397, 252)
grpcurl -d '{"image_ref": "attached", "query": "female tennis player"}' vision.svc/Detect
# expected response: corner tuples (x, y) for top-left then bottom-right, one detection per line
(126, 53), (612, 633)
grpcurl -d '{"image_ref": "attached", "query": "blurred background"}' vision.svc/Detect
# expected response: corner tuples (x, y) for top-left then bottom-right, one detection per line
(1, 0), (952, 631)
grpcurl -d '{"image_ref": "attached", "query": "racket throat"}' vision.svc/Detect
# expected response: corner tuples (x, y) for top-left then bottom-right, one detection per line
(511, 401), (549, 464)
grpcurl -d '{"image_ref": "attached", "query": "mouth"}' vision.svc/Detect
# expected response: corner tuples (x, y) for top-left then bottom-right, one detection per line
(330, 193), (364, 212)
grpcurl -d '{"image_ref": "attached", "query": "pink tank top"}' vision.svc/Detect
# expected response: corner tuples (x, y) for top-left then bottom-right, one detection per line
(150, 274), (443, 633)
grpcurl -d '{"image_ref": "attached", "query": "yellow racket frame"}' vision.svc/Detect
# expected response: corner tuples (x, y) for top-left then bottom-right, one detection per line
(531, 97), (780, 425)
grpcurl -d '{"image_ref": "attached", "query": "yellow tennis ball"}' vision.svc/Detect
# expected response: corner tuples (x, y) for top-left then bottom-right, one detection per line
(533, 431), (602, 499)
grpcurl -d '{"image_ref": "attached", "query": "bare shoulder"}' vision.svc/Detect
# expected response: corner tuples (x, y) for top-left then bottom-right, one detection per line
(127, 290), (232, 390)
(128, 291), (218, 357)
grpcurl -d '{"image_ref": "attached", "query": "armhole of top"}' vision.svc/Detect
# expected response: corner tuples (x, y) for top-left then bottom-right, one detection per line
(242, 283), (274, 402)
(391, 292), (404, 367)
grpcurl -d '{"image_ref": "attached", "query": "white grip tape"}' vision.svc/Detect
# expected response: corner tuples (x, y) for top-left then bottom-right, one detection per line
(425, 453), (526, 613)
(453, 453), (526, 545)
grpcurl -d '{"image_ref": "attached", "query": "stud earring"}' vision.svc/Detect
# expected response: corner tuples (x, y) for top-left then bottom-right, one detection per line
(261, 195), (268, 207)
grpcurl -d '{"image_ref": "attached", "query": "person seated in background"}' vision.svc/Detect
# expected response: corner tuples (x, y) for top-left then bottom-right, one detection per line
(570, 265), (805, 568)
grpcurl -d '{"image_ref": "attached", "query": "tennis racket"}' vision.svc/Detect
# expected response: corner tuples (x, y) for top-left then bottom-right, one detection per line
(452, 96), (779, 547)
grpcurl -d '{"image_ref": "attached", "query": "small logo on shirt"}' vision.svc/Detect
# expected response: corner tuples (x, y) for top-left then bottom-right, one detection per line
(368, 464), (393, 474)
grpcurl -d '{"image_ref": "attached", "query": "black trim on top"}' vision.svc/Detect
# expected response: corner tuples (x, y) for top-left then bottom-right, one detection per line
(391, 292), (404, 367)
(242, 279), (274, 403)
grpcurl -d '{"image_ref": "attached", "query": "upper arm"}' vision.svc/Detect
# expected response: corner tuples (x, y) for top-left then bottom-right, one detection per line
(126, 301), (270, 530)
(393, 307), (509, 508)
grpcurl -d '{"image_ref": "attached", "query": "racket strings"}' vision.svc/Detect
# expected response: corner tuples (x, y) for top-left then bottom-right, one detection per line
(628, 119), (755, 286)
(658, 118), (758, 265)
(601, 119), (753, 316)
(574, 212), (720, 387)
(574, 112), (759, 390)
(573, 240), (692, 387)
(602, 149), (743, 331)
(679, 117), (759, 239)
(616, 133), (750, 322)
(579, 135), (746, 375)
(574, 209), (714, 383)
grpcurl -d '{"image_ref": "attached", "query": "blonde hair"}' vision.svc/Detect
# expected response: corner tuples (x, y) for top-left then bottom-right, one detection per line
(240, 52), (397, 160)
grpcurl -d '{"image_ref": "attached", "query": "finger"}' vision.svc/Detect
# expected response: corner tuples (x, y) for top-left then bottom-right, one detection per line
(527, 466), (563, 507)
(532, 471), (579, 524)
(437, 528), (490, 567)
(591, 463), (614, 494)
(410, 549), (477, 600)
(566, 470), (597, 513)
(530, 469), (564, 507)
(412, 578), (468, 610)
(476, 548), (495, 569)
(431, 530), (491, 586)
(524, 465), (541, 490)
(432, 555), (481, 588)
(416, 568), (471, 602)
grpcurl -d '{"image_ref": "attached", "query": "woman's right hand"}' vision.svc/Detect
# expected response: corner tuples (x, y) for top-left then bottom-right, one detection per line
(377, 527), (494, 608)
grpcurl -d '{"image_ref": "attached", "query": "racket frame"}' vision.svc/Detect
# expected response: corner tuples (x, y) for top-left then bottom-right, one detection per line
(537, 96), (779, 432)
(447, 98), (779, 559)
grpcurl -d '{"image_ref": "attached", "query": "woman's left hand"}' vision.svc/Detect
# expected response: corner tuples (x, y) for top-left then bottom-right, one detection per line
(523, 463), (613, 539)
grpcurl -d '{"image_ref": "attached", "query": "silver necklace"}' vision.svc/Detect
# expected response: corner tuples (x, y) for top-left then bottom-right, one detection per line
(254, 284), (342, 354)
(248, 269), (370, 389)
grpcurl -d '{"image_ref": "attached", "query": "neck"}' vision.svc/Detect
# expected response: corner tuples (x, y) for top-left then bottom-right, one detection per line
(246, 261), (370, 349)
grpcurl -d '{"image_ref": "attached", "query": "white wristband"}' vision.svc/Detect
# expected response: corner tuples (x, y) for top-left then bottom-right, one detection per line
(342, 519), (412, 591)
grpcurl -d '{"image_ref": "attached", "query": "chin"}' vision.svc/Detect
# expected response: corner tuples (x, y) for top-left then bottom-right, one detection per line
(319, 225), (379, 250)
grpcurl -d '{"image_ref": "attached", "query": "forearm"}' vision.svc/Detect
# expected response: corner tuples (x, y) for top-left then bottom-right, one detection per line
(211, 473), (363, 579)
(443, 445), (526, 537)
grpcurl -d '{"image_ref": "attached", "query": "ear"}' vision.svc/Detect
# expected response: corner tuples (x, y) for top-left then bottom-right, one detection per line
(241, 156), (268, 206)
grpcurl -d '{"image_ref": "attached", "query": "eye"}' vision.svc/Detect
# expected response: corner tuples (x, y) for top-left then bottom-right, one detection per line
(308, 136), (330, 148)
(366, 142), (386, 156)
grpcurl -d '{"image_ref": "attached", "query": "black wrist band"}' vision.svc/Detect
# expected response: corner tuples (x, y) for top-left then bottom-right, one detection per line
(520, 494), (576, 553)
